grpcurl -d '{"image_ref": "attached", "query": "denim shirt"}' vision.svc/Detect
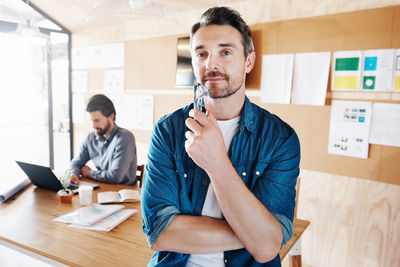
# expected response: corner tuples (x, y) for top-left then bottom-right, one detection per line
(70, 125), (137, 186)
(141, 97), (300, 267)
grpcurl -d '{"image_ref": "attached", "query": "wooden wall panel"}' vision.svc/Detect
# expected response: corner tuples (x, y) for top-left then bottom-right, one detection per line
(298, 170), (400, 267)
(125, 35), (178, 90)
(248, 6), (400, 185)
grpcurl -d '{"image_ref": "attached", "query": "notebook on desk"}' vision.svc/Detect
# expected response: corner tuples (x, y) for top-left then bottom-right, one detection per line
(15, 161), (99, 194)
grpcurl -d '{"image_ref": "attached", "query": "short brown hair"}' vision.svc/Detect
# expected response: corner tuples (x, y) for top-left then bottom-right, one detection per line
(86, 94), (116, 121)
(191, 6), (254, 57)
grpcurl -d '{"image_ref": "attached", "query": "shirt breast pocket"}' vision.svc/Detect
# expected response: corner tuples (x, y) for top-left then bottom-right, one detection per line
(234, 161), (269, 189)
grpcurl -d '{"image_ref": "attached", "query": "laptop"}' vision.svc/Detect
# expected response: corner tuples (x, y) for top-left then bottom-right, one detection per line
(15, 160), (99, 194)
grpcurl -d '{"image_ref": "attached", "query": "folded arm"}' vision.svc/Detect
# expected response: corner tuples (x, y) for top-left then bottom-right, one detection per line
(152, 215), (243, 253)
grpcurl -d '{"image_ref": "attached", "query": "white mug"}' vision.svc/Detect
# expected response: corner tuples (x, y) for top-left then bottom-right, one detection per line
(78, 185), (93, 205)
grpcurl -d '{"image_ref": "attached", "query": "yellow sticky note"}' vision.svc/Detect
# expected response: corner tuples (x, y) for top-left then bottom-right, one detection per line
(334, 76), (359, 90)
(395, 76), (400, 91)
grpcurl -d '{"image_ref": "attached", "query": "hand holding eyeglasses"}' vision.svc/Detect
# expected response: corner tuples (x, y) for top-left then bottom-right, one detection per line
(184, 108), (230, 176)
(193, 83), (212, 111)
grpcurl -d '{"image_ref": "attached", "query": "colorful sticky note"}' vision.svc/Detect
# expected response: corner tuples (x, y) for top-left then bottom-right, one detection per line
(395, 76), (400, 91)
(334, 76), (359, 90)
(364, 57), (377, 71)
(363, 76), (376, 90)
(335, 57), (360, 71)
(396, 56), (400, 71)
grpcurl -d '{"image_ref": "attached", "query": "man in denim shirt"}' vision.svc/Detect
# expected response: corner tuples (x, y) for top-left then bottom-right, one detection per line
(69, 94), (137, 186)
(141, 7), (300, 266)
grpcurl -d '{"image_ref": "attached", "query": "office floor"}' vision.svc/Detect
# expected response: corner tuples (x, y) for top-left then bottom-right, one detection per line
(0, 241), (66, 267)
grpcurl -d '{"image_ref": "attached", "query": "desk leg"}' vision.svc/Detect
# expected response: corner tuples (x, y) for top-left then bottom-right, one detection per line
(288, 238), (302, 267)
(289, 255), (302, 267)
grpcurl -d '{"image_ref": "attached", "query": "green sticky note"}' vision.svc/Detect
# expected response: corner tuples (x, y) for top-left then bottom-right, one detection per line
(335, 57), (360, 71)
(363, 76), (376, 90)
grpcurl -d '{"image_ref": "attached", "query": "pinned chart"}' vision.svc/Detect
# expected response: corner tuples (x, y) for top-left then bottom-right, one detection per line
(332, 51), (362, 90)
(328, 100), (372, 159)
(362, 49), (395, 91)
(394, 49), (400, 92)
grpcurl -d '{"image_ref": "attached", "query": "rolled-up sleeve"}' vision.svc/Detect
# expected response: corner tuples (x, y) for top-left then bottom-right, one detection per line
(141, 120), (182, 247)
(253, 125), (300, 246)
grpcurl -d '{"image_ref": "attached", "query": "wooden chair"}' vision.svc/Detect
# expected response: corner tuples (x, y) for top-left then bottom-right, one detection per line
(136, 164), (145, 188)
(279, 178), (310, 267)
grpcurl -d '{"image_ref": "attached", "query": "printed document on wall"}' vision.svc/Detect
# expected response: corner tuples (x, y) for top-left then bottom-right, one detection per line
(362, 49), (394, 91)
(332, 51), (362, 91)
(72, 43), (124, 69)
(120, 94), (153, 130)
(291, 52), (330, 106)
(104, 70), (124, 94)
(108, 94), (123, 125)
(72, 71), (88, 93)
(328, 100), (372, 158)
(394, 49), (400, 92)
(370, 103), (400, 147)
(261, 54), (293, 104)
(72, 94), (85, 124)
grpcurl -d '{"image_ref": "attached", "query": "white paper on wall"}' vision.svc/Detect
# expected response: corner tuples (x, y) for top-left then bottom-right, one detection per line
(361, 49), (395, 91)
(331, 50), (362, 91)
(291, 52), (330, 106)
(104, 70), (124, 94)
(72, 71), (88, 93)
(260, 54), (293, 104)
(72, 43), (124, 69)
(370, 103), (400, 147)
(328, 100), (372, 159)
(72, 94), (85, 124)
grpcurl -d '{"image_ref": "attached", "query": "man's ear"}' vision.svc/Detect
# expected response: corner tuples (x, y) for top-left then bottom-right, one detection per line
(245, 51), (256, 74)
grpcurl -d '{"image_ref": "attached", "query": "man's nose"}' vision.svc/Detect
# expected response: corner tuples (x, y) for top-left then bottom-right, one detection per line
(205, 54), (219, 72)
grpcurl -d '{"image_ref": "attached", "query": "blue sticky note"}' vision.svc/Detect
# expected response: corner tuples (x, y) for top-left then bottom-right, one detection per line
(364, 57), (377, 71)
(358, 116), (365, 123)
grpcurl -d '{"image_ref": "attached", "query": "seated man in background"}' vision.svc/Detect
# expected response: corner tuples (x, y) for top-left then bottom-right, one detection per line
(70, 94), (137, 186)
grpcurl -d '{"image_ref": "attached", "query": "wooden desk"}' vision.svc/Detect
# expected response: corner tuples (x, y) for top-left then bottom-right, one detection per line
(0, 181), (153, 266)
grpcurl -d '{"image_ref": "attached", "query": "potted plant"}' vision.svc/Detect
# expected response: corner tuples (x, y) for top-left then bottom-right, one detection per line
(57, 169), (74, 203)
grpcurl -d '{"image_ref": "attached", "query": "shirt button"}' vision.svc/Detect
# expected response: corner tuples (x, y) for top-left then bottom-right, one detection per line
(242, 171), (246, 176)
(256, 171), (260, 175)
(195, 206), (200, 212)
(224, 259), (228, 264)
(184, 173), (187, 178)
(202, 180), (207, 185)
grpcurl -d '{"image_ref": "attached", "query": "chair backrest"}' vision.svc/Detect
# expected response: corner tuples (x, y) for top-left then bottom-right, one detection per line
(294, 177), (300, 219)
(136, 164), (145, 187)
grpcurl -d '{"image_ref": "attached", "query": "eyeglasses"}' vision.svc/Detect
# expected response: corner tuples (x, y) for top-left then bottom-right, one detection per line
(193, 83), (212, 110)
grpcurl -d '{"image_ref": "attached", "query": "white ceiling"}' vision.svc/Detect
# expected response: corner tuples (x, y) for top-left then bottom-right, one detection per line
(29, 0), (250, 32)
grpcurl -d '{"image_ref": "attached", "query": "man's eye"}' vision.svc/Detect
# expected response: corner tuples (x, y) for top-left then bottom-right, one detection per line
(197, 52), (205, 58)
(223, 50), (231, 55)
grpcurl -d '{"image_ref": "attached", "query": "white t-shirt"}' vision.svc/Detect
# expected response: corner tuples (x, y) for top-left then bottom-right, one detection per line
(186, 116), (240, 267)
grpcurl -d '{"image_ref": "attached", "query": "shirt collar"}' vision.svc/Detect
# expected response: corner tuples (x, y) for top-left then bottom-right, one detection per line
(95, 124), (119, 143)
(185, 96), (258, 133)
(238, 96), (257, 133)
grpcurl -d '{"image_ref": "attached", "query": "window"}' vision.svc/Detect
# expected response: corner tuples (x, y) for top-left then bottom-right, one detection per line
(0, 1), (71, 190)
